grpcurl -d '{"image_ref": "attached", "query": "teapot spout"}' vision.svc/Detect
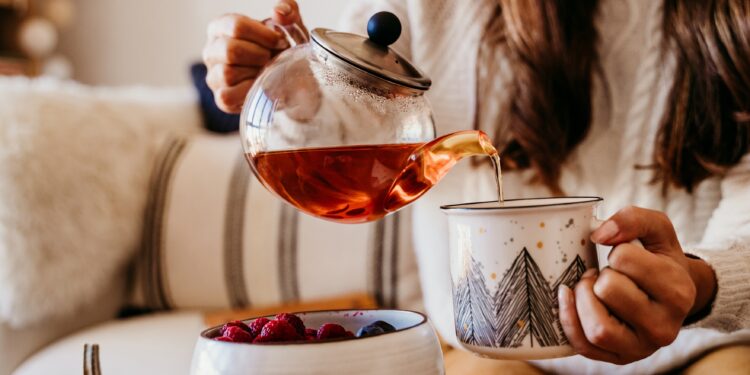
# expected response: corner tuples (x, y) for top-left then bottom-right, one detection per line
(384, 130), (498, 212)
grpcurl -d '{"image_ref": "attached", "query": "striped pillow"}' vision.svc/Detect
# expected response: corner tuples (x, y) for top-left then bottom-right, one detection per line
(127, 134), (422, 313)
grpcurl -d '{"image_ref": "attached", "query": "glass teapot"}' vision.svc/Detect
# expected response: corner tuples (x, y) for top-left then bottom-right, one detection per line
(241, 12), (498, 224)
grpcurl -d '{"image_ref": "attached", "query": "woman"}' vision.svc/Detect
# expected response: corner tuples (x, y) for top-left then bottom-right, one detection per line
(202, 0), (750, 372)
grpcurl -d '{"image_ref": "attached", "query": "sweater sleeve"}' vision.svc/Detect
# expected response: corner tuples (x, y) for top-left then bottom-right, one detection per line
(685, 153), (750, 331)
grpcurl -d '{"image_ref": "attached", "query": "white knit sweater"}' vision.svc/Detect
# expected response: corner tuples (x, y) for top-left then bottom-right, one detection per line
(341, 0), (750, 373)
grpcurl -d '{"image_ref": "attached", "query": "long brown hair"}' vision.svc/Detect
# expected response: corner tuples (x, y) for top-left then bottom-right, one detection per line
(487, 0), (750, 194)
(656, 0), (750, 192)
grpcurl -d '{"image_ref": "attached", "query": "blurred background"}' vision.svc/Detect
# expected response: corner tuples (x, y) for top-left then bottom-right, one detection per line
(0, 0), (348, 86)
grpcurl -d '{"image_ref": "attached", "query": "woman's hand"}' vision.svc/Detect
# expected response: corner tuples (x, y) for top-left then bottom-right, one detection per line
(202, 0), (306, 113)
(558, 206), (718, 364)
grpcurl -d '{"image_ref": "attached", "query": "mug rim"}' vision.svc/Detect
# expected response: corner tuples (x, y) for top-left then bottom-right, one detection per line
(440, 196), (603, 212)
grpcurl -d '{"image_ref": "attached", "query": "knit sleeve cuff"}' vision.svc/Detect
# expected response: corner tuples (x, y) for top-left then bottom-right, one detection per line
(685, 242), (750, 332)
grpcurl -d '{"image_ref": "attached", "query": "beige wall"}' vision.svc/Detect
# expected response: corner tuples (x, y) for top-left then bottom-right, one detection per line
(59, 0), (349, 86)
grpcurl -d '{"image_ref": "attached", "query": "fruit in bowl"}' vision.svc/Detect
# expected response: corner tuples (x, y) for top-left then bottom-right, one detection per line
(213, 313), (397, 344)
(190, 309), (444, 375)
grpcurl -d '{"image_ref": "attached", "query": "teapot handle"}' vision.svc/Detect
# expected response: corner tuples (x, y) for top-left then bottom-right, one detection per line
(263, 18), (309, 48)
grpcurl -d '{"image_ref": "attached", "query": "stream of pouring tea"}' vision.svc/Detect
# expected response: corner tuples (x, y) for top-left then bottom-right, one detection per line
(490, 152), (504, 203)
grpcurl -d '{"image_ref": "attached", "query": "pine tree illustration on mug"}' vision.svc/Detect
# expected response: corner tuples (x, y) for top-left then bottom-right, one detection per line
(453, 251), (496, 346)
(453, 248), (587, 348)
(551, 255), (587, 345)
(494, 248), (558, 347)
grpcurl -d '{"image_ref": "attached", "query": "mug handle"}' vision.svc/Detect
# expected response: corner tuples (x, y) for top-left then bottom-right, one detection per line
(590, 218), (644, 270)
(263, 18), (309, 48)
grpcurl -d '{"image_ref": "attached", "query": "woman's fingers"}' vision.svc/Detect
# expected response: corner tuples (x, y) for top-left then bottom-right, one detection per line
(558, 284), (621, 363)
(591, 206), (679, 253)
(272, 0), (304, 27)
(203, 37), (272, 67)
(206, 64), (259, 91)
(202, 34), (268, 113)
(608, 243), (695, 317)
(214, 79), (255, 114)
(580, 206), (699, 363)
(574, 271), (643, 357)
(606, 243), (665, 297)
(592, 267), (654, 330)
(208, 14), (281, 49)
(203, 6), (305, 114)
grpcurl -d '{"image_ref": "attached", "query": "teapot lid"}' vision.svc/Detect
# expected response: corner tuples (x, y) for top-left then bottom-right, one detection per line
(310, 12), (431, 91)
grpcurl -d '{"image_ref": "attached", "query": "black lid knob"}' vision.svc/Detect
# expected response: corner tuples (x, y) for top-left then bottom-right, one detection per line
(367, 11), (401, 47)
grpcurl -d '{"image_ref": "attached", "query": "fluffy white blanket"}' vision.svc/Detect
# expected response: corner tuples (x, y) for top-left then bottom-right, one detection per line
(0, 77), (201, 327)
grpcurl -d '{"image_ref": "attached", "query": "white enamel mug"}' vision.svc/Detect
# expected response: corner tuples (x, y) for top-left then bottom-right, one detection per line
(441, 197), (606, 360)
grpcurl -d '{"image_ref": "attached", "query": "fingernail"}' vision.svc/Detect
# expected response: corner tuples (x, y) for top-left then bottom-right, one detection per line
(582, 268), (598, 278)
(275, 37), (289, 49)
(275, 3), (292, 15)
(592, 220), (619, 243)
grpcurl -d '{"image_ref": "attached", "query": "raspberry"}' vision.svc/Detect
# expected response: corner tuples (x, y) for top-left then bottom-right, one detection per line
(248, 317), (271, 337)
(222, 326), (254, 343)
(317, 323), (347, 340)
(220, 320), (252, 336)
(255, 320), (301, 342)
(214, 336), (233, 342)
(275, 313), (306, 336)
(304, 328), (318, 338)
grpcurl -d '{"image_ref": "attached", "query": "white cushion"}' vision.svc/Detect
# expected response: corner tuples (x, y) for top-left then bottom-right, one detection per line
(127, 134), (423, 312)
(13, 312), (205, 375)
(0, 77), (202, 328)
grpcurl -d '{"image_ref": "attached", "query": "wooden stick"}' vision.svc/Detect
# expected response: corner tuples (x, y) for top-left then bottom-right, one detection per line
(83, 344), (102, 375)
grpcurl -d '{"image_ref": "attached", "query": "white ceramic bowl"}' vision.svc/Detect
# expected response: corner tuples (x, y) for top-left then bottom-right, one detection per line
(190, 309), (444, 375)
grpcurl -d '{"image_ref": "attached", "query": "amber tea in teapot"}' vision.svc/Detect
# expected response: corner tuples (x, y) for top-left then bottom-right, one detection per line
(250, 143), (418, 223)
(249, 130), (503, 223)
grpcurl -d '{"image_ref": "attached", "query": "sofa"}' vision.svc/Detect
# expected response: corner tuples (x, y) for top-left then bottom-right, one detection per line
(0, 76), (424, 374)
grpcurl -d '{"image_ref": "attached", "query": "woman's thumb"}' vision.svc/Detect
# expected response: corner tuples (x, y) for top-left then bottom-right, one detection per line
(272, 0), (304, 27)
